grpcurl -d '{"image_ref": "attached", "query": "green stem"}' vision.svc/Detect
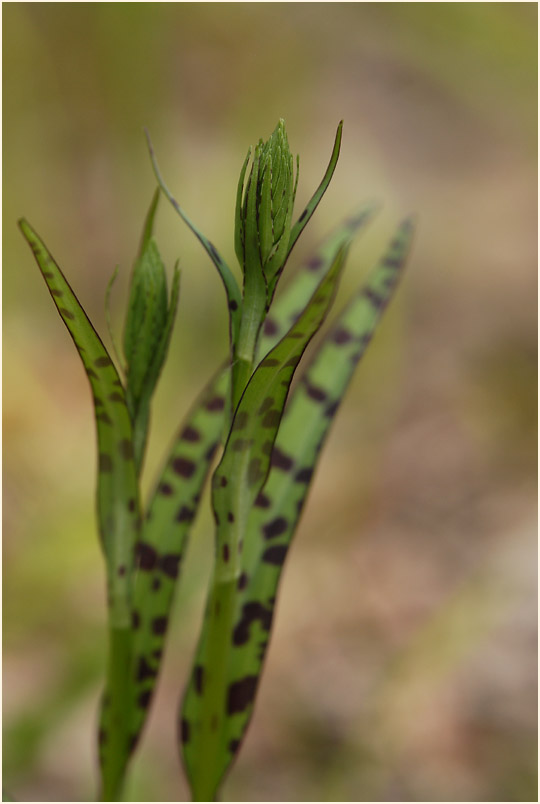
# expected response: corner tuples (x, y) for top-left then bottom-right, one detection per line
(100, 626), (132, 802)
(231, 266), (266, 412)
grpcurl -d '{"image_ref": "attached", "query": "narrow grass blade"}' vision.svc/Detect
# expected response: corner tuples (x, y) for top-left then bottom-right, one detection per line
(145, 129), (242, 349)
(180, 246), (349, 802)
(286, 120), (343, 258)
(18, 219), (141, 800)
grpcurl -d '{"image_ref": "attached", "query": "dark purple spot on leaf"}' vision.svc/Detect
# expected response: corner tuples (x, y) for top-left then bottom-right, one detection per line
(99, 453), (113, 472)
(307, 256), (324, 272)
(136, 542), (158, 571)
(255, 491), (271, 508)
(263, 317), (278, 336)
(228, 512), (235, 523)
(304, 379), (327, 402)
(132, 610), (140, 629)
(325, 400), (340, 418)
(260, 357), (279, 367)
(363, 288), (386, 309)
(262, 544), (288, 565)
(51, 288), (63, 297)
(160, 553), (180, 579)
(194, 665), (204, 694)
(227, 676), (258, 715)
(233, 602), (273, 646)
(152, 616), (167, 635)
(181, 425), (201, 442)
(262, 409), (281, 428)
(117, 565), (126, 577)
(172, 456), (196, 477)
(262, 516), (288, 540)
(109, 392), (124, 403)
(295, 467), (313, 483)
(180, 718), (190, 743)
(237, 572), (248, 590)
(259, 396), (274, 414)
(59, 308), (75, 320)
(136, 656), (156, 682)
(332, 327), (353, 345)
(233, 411), (249, 431)
(271, 447), (293, 471)
(229, 739), (241, 754)
(229, 299), (238, 311)
(119, 439), (133, 460)
(159, 482), (173, 496)
(206, 396), (225, 412)
(223, 544), (230, 562)
(176, 505), (194, 523)
(248, 457), (264, 486)
(94, 356), (112, 368)
(96, 412), (113, 425)
(138, 690), (151, 708)
(152, 577), (161, 591)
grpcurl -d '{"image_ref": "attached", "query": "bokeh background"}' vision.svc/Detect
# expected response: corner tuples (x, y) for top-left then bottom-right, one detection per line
(3, 3), (537, 802)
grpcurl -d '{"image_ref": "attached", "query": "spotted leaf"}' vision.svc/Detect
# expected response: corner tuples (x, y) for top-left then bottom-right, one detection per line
(180, 244), (349, 802)
(18, 219), (141, 800)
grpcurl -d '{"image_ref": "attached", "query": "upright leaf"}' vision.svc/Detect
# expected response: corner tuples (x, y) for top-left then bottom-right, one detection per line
(286, 120), (343, 260)
(18, 219), (141, 801)
(185, 217), (414, 800)
(180, 246), (349, 802)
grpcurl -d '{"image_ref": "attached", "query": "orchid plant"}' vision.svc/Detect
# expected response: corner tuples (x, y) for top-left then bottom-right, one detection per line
(18, 119), (414, 802)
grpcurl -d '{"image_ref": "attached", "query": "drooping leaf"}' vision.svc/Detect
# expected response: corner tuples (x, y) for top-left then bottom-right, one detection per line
(18, 219), (141, 800)
(145, 129), (242, 351)
(180, 245), (349, 802)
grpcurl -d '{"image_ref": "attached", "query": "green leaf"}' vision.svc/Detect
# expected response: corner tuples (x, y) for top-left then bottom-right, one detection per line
(139, 187), (160, 256)
(180, 244), (349, 802)
(111, 212), (380, 769)
(222, 217), (416, 791)
(286, 120), (343, 259)
(124, 367), (229, 754)
(258, 201), (379, 360)
(18, 218), (141, 801)
(145, 129), (242, 351)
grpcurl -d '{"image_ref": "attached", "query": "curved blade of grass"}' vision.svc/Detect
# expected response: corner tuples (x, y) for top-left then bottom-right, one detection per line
(18, 219), (141, 801)
(180, 245), (349, 802)
(286, 120), (343, 259)
(219, 218), (415, 790)
(145, 128), (242, 350)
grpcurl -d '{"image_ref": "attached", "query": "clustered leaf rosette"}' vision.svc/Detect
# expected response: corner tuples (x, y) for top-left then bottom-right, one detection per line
(235, 119), (298, 304)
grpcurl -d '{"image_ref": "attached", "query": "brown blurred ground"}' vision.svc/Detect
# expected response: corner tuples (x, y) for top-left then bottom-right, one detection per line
(3, 3), (537, 802)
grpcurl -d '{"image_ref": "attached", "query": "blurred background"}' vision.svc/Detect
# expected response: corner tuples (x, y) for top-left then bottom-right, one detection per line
(3, 3), (537, 801)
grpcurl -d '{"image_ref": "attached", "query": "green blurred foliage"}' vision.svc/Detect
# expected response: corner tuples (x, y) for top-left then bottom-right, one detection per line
(3, 3), (536, 801)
